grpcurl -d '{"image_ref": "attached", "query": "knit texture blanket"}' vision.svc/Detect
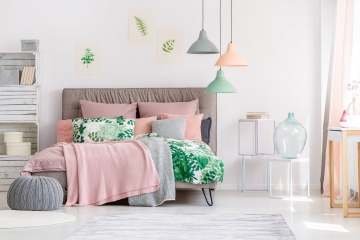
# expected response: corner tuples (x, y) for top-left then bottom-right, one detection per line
(63, 140), (160, 206)
(128, 136), (175, 207)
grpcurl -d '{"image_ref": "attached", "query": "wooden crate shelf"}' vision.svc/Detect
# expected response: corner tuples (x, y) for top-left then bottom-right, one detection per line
(0, 51), (40, 192)
(0, 155), (32, 192)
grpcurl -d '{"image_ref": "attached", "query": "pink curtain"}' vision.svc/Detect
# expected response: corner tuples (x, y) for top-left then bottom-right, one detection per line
(322, 0), (355, 197)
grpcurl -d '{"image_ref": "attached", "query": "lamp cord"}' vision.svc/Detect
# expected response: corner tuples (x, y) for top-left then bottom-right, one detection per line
(231, 0), (232, 43)
(220, 0), (222, 70)
(202, 0), (204, 30)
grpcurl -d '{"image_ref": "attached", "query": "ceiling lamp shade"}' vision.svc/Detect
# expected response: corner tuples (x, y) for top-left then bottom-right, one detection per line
(187, 0), (219, 54)
(187, 30), (219, 54)
(215, 43), (248, 66)
(205, 70), (236, 93)
(215, 0), (248, 67)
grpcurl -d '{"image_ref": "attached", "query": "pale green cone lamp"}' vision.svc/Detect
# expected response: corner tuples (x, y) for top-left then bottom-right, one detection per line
(205, 0), (236, 93)
(205, 69), (236, 93)
(187, 0), (219, 54)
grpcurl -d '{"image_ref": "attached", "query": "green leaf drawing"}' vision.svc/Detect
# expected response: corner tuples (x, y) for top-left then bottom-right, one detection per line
(81, 48), (95, 68)
(78, 123), (86, 134)
(162, 39), (175, 54)
(134, 16), (148, 37)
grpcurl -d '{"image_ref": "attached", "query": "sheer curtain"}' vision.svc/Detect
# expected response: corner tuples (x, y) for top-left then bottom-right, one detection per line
(321, 0), (360, 197)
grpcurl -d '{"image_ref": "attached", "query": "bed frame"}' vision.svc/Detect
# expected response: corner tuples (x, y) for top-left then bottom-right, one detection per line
(34, 88), (218, 206)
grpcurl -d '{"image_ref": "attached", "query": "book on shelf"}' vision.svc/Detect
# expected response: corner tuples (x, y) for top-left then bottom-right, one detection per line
(246, 112), (269, 119)
(247, 116), (269, 119)
(24, 67), (30, 85)
(246, 112), (268, 115)
(20, 66), (35, 85)
(29, 67), (35, 85)
(19, 67), (27, 85)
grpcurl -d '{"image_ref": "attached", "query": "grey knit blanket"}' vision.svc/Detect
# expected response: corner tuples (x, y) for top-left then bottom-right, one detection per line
(128, 137), (175, 207)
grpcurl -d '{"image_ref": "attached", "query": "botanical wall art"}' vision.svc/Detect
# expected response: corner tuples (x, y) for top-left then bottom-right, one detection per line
(157, 29), (183, 63)
(128, 11), (154, 44)
(76, 42), (101, 76)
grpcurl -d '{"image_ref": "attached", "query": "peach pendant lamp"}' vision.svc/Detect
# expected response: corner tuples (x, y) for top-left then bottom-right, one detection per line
(215, 0), (248, 67)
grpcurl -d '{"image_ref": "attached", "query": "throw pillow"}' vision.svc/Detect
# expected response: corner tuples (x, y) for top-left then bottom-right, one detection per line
(134, 116), (157, 136)
(151, 118), (186, 140)
(138, 99), (198, 118)
(201, 118), (212, 145)
(72, 116), (135, 143)
(57, 119), (73, 143)
(160, 113), (203, 141)
(79, 100), (137, 118)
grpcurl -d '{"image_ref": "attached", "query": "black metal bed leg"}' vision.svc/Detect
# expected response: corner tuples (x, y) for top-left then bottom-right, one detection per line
(201, 188), (214, 206)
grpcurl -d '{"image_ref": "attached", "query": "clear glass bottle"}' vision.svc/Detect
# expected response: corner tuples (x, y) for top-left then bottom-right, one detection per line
(273, 113), (307, 159)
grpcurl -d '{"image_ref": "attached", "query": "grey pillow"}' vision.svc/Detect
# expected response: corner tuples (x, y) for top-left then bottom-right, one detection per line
(151, 118), (186, 140)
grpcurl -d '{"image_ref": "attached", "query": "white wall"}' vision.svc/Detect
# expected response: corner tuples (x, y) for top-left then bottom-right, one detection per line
(0, 0), (321, 190)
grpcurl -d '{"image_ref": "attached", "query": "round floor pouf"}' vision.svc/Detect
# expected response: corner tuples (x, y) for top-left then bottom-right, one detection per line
(7, 175), (63, 211)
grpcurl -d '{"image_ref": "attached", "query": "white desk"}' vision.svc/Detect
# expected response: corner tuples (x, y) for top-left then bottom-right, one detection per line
(328, 127), (360, 217)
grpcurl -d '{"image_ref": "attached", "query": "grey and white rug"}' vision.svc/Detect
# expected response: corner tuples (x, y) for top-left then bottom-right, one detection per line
(66, 214), (296, 240)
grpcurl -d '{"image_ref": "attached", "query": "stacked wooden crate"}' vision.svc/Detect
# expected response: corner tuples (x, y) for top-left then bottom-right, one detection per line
(0, 52), (40, 191)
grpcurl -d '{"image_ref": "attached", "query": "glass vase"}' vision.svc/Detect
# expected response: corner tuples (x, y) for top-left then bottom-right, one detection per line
(273, 113), (307, 159)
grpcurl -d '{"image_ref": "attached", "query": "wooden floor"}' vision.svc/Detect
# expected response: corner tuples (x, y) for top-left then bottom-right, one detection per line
(1, 190), (360, 240)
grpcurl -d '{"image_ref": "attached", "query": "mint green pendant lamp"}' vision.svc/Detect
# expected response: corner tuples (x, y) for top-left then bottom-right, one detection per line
(205, 0), (236, 93)
(187, 0), (219, 54)
(205, 69), (236, 93)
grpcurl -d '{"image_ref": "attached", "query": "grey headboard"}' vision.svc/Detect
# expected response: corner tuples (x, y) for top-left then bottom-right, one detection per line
(62, 88), (217, 154)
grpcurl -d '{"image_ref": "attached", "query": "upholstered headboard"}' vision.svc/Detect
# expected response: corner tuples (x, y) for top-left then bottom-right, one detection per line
(62, 88), (217, 154)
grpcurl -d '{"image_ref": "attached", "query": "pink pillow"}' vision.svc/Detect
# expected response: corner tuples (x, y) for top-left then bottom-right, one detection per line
(80, 100), (137, 118)
(160, 113), (203, 141)
(138, 100), (198, 118)
(134, 116), (157, 136)
(57, 119), (73, 143)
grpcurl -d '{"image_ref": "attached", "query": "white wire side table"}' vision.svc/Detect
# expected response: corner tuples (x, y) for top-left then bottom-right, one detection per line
(238, 119), (275, 193)
(269, 158), (310, 199)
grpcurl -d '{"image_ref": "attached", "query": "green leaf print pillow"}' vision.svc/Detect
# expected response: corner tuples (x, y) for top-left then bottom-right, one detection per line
(72, 116), (135, 143)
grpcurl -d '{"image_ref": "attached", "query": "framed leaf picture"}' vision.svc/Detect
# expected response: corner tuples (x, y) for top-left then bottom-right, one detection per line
(157, 29), (183, 63)
(75, 42), (101, 76)
(128, 11), (154, 44)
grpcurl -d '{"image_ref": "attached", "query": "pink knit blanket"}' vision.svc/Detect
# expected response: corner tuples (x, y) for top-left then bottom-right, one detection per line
(63, 140), (160, 206)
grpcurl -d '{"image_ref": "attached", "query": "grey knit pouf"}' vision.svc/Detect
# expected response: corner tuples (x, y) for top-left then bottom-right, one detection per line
(7, 175), (63, 211)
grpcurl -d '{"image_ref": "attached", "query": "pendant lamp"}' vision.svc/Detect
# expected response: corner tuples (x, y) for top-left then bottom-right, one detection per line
(215, 0), (248, 66)
(206, 0), (236, 93)
(187, 0), (219, 54)
(205, 69), (236, 93)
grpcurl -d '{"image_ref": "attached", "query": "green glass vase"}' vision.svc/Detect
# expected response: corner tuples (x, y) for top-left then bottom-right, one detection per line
(273, 113), (307, 159)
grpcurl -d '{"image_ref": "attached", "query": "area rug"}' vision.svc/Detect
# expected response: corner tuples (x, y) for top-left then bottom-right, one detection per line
(0, 210), (76, 229)
(66, 214), (296, 240)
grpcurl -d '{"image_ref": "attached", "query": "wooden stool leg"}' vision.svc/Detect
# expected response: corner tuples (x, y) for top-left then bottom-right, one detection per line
(329, 140), (334, 208)
(342, 132), (349, 217)
(358, 143), (360, 207)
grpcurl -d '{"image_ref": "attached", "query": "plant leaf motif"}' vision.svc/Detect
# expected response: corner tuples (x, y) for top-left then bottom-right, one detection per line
(134, 16), (148, 37)
(78, 123), (86, 135)
(162, 39), (175, 54)
(81, 48), (95, 68)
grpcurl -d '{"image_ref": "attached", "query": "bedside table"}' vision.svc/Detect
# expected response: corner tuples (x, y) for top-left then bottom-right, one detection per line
(238, 119), (275, 192)
(268, 157), (310, 199)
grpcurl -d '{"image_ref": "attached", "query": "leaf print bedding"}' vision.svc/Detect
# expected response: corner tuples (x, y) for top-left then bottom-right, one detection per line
(72, 116), (135, 143)
(136, 133), (224, 184)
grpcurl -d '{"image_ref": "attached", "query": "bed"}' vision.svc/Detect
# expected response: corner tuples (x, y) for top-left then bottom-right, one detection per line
(33, 88), (218, 206)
